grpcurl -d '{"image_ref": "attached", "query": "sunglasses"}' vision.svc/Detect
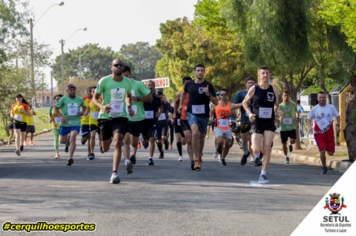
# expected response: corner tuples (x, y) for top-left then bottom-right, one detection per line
(113, 63), (124, 68)
(220, 93), (227, 96)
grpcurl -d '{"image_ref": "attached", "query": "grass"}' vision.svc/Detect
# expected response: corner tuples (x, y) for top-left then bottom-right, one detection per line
(0, 107), (52, 142)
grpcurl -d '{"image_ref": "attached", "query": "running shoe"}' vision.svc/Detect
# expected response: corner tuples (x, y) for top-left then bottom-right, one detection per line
(110, 173), (120, 184)
(23, 141), (28, 146)
(240, 151), (250, 165)
(206, 135), (209, 139)
(147, 158), (154, 165)
(194, 159), (201, 171)
(191, 160), (195, 170)
(289, 144), (293, 152)
(143, 142), (149, 149)
(87, 154), (91, 160)
(285, 157), (289, 164)
(250, 156), (255, 162)
(20, 145), (24, 151)
(126, 161), (133, 174)
(164, 140), (169, 150)
(220, 158), (227, 166)
(169, 145), (173, 149)
(54, 154), (60, 159)
(137, 143), (141, 148)
(213, 151), (218, 158)
(159, 151), (164, 159)
(254, 157), (262, 166)
(218, 154), (221, 161)
(321, 167), (327, 175)
(130, 155), (136, 164)
(15, 149), (20, 156)
(99, 143), (104, 154)
(178, 156), (183, 161)
(66, 158), (74, 166)
(89, 153), (95, 160)
(29, 142), (35, 145)
(259, 175), (269, 184)
(65, 146), (69, 153)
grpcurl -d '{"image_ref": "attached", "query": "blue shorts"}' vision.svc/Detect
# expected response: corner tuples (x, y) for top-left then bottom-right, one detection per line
(186, 113), (209, 134)
(81, 125), (90, 138)
(60, 126), (80, 136)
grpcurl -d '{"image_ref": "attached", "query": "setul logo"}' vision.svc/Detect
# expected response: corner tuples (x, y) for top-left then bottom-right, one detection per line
(324, 193), (347, 215)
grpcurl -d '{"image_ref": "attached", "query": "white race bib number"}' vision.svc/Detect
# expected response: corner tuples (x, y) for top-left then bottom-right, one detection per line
(218, 119), (229, 128)
(158, 113), (166, 121)
(317, 118), (329, 130)
(67, 103), (78, 116)
(177, 119), (181, 126)
(259, 107), (272, 119)
(14, 114), (22, 121)
(246, 112), (249, 117)
(111, 102), (124, 113)
(126, 105), (137, 118)
(54, 117), (61, 124)
(86, 112), (90, 117)
(68, 120), (78, 125)
(192, 105), (205, 114)
(283, 118), (293, 125)
(145, 111), (154, 119)
(92, 112), (99, 120)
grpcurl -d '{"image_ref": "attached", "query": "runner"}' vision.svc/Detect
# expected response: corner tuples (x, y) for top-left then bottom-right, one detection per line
(54, 84), (86, 166)
(242, 65), (282, 183)
(167, 98), (174, 149)
(92, 59), (134, 184)
(232, 77), (255, 165)
(276, 91), (300, 164)
(307, 91), (340, 174)
(207, 92), (220, 140)
(11, 94), (31, 156)
(24, 105), (36, 145)
(214, 89), (239, 166)
(7, 112), (14, 146)
(180, 64), (218, 171)
(81, 87), (92, 159)
(156, 91), (172, 158)
(121, 65), (152, 165)
(297, 100), (305, 137)
(49, 94), (63, 159)
(140, 80), (162, 165)
(84, 87), (103, 160)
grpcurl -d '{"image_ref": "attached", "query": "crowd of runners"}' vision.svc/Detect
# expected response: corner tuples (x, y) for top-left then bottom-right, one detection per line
(7, 61), (341, 184)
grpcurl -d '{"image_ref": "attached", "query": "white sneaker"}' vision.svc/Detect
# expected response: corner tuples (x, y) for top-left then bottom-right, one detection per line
(250, 156), (255, 162)
(110, 173), (120, 184)
(178, 156), (183, 161)
(213, 152), (218, 158)
(218, 154), (221, 161)
(259, 175), (269, 184)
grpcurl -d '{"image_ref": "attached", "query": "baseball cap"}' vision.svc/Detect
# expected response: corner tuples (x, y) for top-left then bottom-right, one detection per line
(182, 76), (192, 84)
(216, 91), (220, 95)
(67, 84), (76, 90)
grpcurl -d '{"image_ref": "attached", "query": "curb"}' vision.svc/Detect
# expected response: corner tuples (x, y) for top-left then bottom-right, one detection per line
(0, 129), (52, 146)
(270, 150), (353, 171)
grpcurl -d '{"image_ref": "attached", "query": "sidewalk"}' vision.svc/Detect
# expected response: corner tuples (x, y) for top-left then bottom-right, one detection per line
(0, 129), (52, 146)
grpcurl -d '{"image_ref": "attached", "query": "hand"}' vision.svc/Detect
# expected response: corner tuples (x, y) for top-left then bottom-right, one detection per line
(203, 85), (210, 97)
(277, 107), (283, 117)
(78, 111), (85, 117)
(128, 108), (135, 116)
(308, 127), (313, 135)
(60, 116), (67, 124)
(49, 118), (53, 123)
(132, 97), (138, 102)
(18, 108), (23, 113)
(178, 107), (182, 114)
(208, 119), (214, 125)
(171, 120), (174, 125)
(103, 104), (111, 113)
(336, 126), (340, 135)
(249, 113), (256, 122)
(279, 116), (284, 121)
(172, 114), (176, 119)
(296, 118), (300, 123)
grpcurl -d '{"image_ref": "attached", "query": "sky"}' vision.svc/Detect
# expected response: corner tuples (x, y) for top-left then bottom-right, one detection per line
(24, 0), (197, 88)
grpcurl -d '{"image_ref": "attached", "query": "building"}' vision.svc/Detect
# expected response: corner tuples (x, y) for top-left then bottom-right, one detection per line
(36, 90), (53, 107)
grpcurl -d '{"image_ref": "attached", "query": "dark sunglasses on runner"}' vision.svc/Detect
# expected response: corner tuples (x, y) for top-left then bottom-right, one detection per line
(113, 63), (124, 68)
(220, 93), (227, 96)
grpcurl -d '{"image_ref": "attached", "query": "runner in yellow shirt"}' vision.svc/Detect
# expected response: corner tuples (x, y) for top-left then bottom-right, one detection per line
(24, 105), (36, 145)
(49, 94), (63, 159)
(81, 87), (93, 160)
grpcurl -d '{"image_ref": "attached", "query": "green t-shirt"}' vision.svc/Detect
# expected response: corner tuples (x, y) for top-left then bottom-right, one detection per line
(278, 102), (299, 131)
(96, 75), (133, 119)
(127, 80), (151, 122)
(55, 95), (85, 127)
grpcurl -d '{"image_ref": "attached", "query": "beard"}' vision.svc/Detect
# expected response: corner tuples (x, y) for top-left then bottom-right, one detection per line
(114, 70), (122, 76)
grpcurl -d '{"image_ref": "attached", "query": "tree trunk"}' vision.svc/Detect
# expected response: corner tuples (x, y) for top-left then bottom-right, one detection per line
(344, 88), (356, 162)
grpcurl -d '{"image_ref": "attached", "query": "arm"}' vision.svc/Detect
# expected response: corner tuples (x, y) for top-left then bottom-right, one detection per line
(173, 91), (181, 118)
(179, 91), (186, 110)
(229, 110), (237, 119)
(32, 110), (37, 116)
(209, 105), (215, 124)
(92, 92), (110, 113)
(126, 93), (134, 116)
(79, 106), (86, 117)
(307, 119), (313, 134)
(230, 103), (242, 110)
(134, 92), (153, 102)
(273, 87), (280, 114)
(83, 106), (90, 117)
(242, 86), (256, 121)
(19, 108), (31, 117)
(54, 106), (67, 123)
(335, 114), (341, 134)
(156, 105), (163, 118)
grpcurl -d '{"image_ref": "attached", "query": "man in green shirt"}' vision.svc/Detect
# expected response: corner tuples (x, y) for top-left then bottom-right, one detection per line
(54, 84), (86, 166)
(92, 59), (134, 184)
(121, 65), (152, 164)
(277, 91), (300, 164)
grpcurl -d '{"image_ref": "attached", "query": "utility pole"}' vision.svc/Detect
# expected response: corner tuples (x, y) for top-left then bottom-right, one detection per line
(51, 71), (54, 105)
(30, 18), (36, 108)
(79, 52), (81, 79)
(41, 76), (44, 107)
(61, 39), (65, 94)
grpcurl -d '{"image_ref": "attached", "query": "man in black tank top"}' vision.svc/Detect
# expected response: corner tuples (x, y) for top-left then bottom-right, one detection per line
(242, 65), (283, 184)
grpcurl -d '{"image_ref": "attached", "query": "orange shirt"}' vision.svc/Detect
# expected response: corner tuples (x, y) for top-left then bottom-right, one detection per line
(11, 103), (29, 123)
(181, 93), (189, 120)
(215, 101), (231, 130)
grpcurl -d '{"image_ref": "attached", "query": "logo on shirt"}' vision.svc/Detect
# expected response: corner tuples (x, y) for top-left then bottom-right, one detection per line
(96, 84), (99, 89)
(267, 92), (274, 102)
(117, 88), (120, 91)
(321, 113), (325, 118)
(198, 87), (204, 94)
(327, 113), (331, 117)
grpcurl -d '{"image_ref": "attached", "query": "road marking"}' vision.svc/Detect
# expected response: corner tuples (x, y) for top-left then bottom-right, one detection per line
(228, 182), (282, 187)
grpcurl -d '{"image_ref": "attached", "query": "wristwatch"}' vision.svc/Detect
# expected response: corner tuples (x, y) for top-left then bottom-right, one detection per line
(136, 97), (140, 101)
(208, 93), (212, 97)
(336, 124), (340, 127)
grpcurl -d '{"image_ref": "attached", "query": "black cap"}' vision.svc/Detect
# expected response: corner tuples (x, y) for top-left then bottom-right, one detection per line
(182, 76), (192, 84)
(16, 94), (23, 98)
(67, 84), (76, 91)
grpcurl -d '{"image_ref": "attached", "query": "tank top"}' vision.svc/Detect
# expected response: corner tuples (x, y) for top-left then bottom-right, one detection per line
(251, 84), (276, 121)
(216, 102), (231, 130)
(51, 105), (62, 130)
(181, 92), (189, 120)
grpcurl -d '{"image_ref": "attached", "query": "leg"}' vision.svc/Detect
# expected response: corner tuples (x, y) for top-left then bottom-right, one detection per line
(30, 132), (34, 142)
(25, 132), (28, 143)
(61, 133), (68, 144)
(241, 132), (250, 155)
(253, 134), (263, 155)
(69, 130), (78, 158)
(87, 132), (91, 154)
(14, 129), (21, 150)
(184, 130), (193, 161)
(320, 148), (327, 168)
(222, 137), (231, 159)
(191, 124), (200, 160)
(149, 136), (155, 158)
(90, 131), (96, 154)
(8, 128), (14, 146)
(112, 133), (123, 171)
(176, 133), (182, 158)
(53, 129), (60, 155)
(282, 142), (288, 156)
(198, 133), (205, 159)
(131, 136), (139, 156)
(20, 131), (26, 147)
(261, 131), (275, 171)
(216, 136), (224, 155)
(170, 125), (174, 146)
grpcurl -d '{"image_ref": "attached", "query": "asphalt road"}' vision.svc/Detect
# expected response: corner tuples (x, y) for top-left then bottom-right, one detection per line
(0, 132), (343, 235)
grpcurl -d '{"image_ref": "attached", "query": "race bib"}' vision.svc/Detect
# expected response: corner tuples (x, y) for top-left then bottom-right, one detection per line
(283, 118), (293, 125)
(67, 103), (78, 116)
(126, 105), (137, 118)
(54, 117), (61, 124)
(192, 105), (205, 114)
(92, 112), (99, 120)
(317, 118), (329, 130)
(259, 107), (272, 119)
(111, 102), (124, 113)
(158, 113), (166, 121)
(246, 112), (249, 117)
(86, 112), (90, 117)
(14, 114), (22, 121)
(218, 119), (229, 128)
(145, 110), (154, 119)
(177, 119), (181, 126)
(68, 120), (78, 125)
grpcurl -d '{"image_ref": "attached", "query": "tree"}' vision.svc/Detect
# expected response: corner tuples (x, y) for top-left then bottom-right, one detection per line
(120, 42), (162, 80)
(57, 77), (98, 97)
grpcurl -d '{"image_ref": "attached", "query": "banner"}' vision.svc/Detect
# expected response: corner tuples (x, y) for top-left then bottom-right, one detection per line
(142, 77), (170, 88)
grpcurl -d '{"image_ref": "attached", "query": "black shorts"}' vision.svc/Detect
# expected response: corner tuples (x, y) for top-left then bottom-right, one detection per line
(14, 122), (27, 132)
(90, 124), (100, 135)
(127, 120), (144, 137)
(155, 122), (168, 140)
(174, 119), (185, 137)
(241, 123), (251, 135)
(140, 119), (157, 141)
(9, 122), (14, 130)
(280, 129), (296, 143)
(252, 120), (276, 134)
(181, 119), (191, 132)
(26, 125), (35, 133)
(97, 117), (128, 141)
